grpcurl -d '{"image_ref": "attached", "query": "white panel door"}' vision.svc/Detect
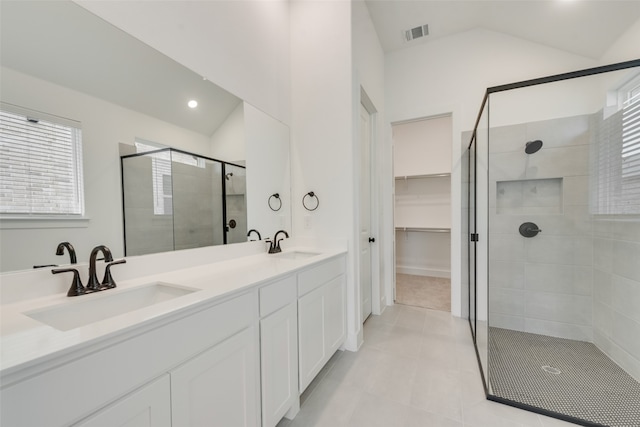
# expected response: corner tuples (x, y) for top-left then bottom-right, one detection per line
(260, 303), (298, 427)
(74, 375), (171, 427)
(360, 103), (373, 322)
(171, 327), (260, 427)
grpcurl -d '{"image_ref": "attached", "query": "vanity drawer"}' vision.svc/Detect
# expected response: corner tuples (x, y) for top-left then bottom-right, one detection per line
(259, 275), (296, 318)
(297, 256), (345, 297)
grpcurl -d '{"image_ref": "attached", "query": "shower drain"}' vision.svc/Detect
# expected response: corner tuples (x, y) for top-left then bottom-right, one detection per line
(542, 365), (561, 375)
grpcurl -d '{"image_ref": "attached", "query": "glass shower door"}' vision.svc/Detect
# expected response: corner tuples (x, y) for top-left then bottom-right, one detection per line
(171, 153), (224, 250)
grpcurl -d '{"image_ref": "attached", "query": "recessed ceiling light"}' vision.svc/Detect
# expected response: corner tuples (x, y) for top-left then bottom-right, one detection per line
(188, 100), (198, 109)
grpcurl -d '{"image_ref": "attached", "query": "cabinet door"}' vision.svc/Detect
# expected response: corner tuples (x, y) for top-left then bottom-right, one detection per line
(298, 287), (326, 393)
(260, 303), (298, 427)
(171, 327), (260, 427)
(297, 285), (326, 393)
(324, 276), (346, 353)
(74, 375), (170, 427)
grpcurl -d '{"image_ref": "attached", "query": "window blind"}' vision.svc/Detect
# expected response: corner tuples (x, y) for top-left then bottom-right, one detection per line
(0, 107), (84, 215)
(591, 87), (640, 215)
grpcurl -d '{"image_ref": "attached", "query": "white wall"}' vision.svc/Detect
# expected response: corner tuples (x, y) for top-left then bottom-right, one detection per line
(385, 28), (598, 316)
(352, 0), (387, 319)
(76, 0), (291, 125)
(0, 67), (212, 271)
(290, 0), (358, 348)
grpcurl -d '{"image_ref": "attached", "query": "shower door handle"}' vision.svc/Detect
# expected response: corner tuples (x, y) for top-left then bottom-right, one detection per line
(368, 237), (375, 243)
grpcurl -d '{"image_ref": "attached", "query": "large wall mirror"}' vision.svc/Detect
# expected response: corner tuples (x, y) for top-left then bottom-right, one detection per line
(0, 0), (291, 272)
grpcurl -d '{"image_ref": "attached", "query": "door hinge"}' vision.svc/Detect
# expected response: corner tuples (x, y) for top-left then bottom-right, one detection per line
(470, 233), (479, 242)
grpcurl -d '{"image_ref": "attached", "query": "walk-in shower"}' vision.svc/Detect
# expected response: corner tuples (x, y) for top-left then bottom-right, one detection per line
(464, 59), (640, 426)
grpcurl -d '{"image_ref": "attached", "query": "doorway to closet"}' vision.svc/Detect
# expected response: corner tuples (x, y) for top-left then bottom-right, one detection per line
(393, 115), (452, 312)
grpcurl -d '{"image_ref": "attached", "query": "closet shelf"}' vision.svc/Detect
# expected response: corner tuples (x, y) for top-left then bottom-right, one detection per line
(394, 173), (450, 180)
(395, 226), (451, 233)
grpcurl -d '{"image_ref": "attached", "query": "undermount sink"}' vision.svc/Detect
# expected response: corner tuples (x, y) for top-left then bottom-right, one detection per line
(25, 282), (199, 331)
(274, 251), (321, 260)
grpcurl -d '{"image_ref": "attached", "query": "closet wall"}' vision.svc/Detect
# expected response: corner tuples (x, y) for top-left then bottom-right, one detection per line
(394, 115), (452, 278)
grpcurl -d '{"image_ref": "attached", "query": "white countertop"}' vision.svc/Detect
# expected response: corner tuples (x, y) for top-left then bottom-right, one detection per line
(0, 246), (346, 378)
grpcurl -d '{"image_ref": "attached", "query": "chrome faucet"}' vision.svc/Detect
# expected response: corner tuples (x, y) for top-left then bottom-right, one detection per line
(56, 241), (77, 264)
(269, 230), (289, 254)
(86, 245), (113, 291)
(247, 229), (262, 241)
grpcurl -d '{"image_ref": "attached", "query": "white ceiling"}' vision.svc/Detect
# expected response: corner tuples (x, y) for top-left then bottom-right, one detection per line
(365, 0), (640, 59)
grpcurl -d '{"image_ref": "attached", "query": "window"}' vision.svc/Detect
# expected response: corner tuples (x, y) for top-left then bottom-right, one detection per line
(591, 73), (640, 215)
(0, 104), (84, 216)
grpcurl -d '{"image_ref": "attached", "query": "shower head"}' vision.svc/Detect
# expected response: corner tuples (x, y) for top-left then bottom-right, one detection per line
(225, 172), (233, 180)
(525, 140), (543, 154)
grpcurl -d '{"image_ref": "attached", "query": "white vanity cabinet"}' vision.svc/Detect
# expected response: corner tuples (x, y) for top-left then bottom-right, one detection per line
(297, 256), (346, 393)
(259, 275), (298, 427)
(1, 251), (348, 427)
(1, 292), (259, 427)
(171, 326), (260, 427)
(74, 375), (171, 427)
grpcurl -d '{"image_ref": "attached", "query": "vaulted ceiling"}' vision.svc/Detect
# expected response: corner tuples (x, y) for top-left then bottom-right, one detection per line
(365, 0), (640, 59)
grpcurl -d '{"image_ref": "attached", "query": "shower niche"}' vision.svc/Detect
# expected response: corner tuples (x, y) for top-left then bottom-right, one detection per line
(121, 148), (247, 256)
(495, 178), (563, 215)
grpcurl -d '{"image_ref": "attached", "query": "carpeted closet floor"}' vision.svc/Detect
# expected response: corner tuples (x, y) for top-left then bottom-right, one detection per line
(395, 274), (450, 312)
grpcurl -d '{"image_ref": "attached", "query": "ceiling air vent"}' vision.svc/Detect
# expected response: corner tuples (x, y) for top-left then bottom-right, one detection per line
(404, 24), (429, 42)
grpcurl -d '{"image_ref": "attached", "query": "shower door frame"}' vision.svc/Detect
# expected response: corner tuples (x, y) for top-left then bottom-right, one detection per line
(466, 58), (640, 426)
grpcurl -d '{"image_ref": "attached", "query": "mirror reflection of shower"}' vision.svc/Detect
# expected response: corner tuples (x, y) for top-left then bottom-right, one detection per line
(121, 145), (247, 255)
(223, 165), (247, 244)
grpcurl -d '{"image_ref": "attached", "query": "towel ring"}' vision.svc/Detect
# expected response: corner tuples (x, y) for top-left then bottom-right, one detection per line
(268, 193), (282, 211)
(302, 191), (319, 211)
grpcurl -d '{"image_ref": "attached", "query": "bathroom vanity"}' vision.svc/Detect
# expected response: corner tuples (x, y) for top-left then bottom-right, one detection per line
(0, 245), (346, 427)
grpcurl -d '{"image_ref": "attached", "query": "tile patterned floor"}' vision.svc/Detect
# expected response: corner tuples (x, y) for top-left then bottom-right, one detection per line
(278, 304), (579, 427)
(396, 274), (451, 312)
(489, 327), (640, 427)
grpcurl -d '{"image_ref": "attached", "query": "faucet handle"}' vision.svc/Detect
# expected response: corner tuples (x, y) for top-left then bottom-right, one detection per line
(101, 259), (126, 289)
(264, 238), (277, 254)
(52, 268), (86, 297)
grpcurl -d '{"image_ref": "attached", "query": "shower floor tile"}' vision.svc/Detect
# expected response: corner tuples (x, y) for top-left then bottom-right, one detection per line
(489, 327), (640, 427)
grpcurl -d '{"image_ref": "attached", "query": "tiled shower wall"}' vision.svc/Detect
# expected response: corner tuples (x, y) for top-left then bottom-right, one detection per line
(593, 219), (640, 380)
(488, 115), (594, 341)
(487, 113), (640, 381)
(172, 161), (224, 251)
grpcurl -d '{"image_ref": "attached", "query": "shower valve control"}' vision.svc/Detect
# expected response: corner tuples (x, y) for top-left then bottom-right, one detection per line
(519, 222), (542, 238)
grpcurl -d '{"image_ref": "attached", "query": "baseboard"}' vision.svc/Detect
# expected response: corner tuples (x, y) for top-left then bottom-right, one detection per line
(396, 266), (451, 278)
